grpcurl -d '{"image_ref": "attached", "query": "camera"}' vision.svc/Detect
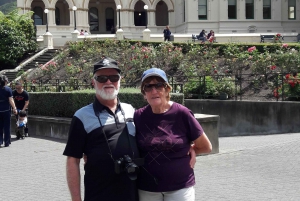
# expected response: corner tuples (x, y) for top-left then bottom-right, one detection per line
(114, 155), (144, 180)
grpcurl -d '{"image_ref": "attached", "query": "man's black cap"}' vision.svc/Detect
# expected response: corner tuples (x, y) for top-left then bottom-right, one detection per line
(93, 57), (121, 74)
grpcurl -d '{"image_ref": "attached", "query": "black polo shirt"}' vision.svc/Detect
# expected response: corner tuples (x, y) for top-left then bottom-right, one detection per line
(63, 98), (139, 201)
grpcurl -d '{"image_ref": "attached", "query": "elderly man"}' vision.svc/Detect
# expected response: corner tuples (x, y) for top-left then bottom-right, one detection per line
(63, 57), (140, 201)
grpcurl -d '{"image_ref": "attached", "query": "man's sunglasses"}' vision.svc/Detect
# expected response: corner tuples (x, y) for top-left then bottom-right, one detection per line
(143, 83), (166, 92)
(94, 75), (120, 83)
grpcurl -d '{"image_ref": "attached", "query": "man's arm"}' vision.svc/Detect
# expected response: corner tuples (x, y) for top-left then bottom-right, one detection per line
(22, 100), (29, 111)
(66, 156), (82, 201)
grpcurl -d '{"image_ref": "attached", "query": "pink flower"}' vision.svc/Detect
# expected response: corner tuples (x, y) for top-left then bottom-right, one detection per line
(131, 46), (135, 50)
(285, 74), (290, 79)
(248, 46), (256, 53)
(270, 65), (276, 70)
(282, 43), (288, 48)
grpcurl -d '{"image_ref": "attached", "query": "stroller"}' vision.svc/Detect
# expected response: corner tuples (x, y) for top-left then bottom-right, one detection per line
(15, 110), (29, 139)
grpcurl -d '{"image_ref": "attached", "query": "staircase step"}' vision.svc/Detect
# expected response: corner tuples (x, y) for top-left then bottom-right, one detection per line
(2, 49), (58, 81)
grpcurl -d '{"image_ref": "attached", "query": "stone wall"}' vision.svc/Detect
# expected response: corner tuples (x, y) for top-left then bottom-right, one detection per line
(185, 100), (300, 137)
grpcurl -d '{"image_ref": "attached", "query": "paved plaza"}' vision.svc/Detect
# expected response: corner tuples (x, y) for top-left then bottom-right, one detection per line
(1, 133), (300, 201)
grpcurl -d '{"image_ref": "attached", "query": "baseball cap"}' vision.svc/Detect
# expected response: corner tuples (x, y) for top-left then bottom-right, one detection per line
(93, 57), (121, 74)
(141, 68), (168, 83)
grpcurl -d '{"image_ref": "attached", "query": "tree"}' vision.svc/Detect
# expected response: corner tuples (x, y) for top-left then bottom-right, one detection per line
(0, 9), (37, 67)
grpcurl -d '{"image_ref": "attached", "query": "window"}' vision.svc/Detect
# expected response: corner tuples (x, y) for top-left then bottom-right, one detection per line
(198, 0), (207, 20)
(246, 0), (254, 19)
(89, 7), (99, 31)
(263, 0), (271, 19)
(55, 7), (60, 25)
(228, 0), (237, 19)
(183, 0), (185, 22)
(288, 0), (296, 20)
(105, 8), (114, 31)
(33, 7), (43, 25)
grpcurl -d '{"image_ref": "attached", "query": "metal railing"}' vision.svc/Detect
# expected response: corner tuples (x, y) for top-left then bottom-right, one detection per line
(8, 73), (299, 101)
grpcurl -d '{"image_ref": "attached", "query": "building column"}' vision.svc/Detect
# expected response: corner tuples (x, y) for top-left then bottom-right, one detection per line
(219, 1), (228, 20)
(238, 1), (245, 20)
(148, 10), (155, 26)
(48, 8), (55, 26)
(256, 0), (263, 20)
(168, 11), (174, 27)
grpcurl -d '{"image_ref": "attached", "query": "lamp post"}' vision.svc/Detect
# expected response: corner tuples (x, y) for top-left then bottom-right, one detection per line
(117, 5), (121, 29)
(144, 5), (148, 29)
(72, 6), (77, 30)
(44, 9), (49, 32)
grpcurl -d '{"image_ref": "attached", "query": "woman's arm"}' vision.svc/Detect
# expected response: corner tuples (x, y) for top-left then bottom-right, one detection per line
(192, 132), (212, 155)
(9, 97), (17, 114)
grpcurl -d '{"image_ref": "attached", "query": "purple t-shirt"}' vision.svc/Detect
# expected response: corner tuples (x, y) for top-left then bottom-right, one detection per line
(134, 102), (203, 192)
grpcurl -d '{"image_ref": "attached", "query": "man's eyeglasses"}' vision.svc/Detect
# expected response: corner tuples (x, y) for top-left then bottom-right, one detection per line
(94, 75), (120, 83)
(143, 83), (166, 92)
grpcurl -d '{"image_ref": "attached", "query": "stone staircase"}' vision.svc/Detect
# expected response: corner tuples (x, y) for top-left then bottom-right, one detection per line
(3, 49), (57, 82)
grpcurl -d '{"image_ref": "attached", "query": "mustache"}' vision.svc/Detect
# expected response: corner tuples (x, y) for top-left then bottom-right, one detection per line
(101, 84), (116, 89)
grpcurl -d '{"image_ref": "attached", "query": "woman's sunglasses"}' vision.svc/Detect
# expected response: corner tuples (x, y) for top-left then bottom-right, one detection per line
(94, 75), (120, 83)
(143, 82), (166, 92)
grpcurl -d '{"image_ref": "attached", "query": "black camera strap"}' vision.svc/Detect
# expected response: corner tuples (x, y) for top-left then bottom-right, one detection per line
(92, 97), (135, 162)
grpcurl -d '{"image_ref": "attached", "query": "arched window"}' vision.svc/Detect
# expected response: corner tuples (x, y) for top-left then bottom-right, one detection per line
(55, 7), (60, 25)
(134, 1), (146, 26)
(89, 7), (99, 31)
(105, 8), (114, 32)
(155, 1), (168, 26)
(33, 7), (43, 25)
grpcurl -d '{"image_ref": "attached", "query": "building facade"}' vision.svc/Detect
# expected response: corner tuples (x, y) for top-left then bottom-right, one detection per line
(18, 0), (300, 45)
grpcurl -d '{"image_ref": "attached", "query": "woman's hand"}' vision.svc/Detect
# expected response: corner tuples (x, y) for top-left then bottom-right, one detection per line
(187, 146), (196, 168)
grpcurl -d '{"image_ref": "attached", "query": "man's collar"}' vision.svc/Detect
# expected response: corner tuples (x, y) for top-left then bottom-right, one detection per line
(93, 97), (120, 114)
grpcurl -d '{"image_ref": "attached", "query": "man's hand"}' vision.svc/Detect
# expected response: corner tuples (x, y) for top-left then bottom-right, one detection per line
(187, 146), (196, 168)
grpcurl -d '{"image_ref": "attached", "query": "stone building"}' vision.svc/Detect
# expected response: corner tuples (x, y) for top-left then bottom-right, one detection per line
(18, 0), (300, 45)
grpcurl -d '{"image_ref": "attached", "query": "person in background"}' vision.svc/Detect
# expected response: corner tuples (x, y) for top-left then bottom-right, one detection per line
(198, 29), (207, 42)
(84, 30), (89, 36)
(111, 26), (116, 34)
(163, 25), (171, 41)
(13, 82), (29, 137)
(63, 57), (140, 201)
(15, 110), (27, 140)
(208, 31), (215, 43)
(134, 68), (212, 201)
(207, 30), (213, 40)
(0, 75), (18, 147)
(80, 29), (84, 35)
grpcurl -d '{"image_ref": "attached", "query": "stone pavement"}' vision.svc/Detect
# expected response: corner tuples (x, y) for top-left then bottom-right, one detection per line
(1, 133), (300, 201)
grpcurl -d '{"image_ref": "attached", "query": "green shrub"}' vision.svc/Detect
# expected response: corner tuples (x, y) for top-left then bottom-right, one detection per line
(28, 90), (184, 117)
(0, 9), (37, 66)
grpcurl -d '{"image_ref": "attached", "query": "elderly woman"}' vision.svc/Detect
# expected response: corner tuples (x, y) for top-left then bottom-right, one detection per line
(134, 68), (212, 201)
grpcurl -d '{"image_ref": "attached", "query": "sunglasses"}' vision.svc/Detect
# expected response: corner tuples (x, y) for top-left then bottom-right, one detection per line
(94, 75), (120, 83)
(143, 82), (166, 92)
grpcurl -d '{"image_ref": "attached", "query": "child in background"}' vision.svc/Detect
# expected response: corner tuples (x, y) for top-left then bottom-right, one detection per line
(16, 110), (27, 139)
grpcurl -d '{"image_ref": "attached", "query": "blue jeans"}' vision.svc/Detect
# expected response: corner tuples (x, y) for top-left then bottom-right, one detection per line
(0, 111), (11, 146)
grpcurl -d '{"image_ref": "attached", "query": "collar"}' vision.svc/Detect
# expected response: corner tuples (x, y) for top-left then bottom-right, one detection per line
(93, 97), (121, 115)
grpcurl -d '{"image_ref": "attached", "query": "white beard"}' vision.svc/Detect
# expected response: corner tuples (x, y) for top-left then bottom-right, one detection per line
(95, 82), (120, 100)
